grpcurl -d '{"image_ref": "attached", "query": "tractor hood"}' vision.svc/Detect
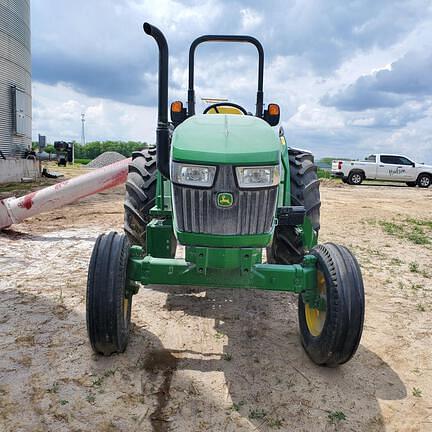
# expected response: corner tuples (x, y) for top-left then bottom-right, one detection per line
(171, 114), (280, 165)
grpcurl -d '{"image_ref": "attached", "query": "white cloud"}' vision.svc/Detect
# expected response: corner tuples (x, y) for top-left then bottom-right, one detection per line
(240, 8), (263, 30)
(32, 82), (157, 143)
(289, 104), (345, 129)
(31, 1), (432, 163)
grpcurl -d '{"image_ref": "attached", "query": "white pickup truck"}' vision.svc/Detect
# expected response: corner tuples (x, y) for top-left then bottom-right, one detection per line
(331, 154), (432, 188)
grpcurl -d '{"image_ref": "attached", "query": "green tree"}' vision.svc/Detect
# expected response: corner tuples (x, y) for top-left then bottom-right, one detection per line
(74, 141), (149, 159)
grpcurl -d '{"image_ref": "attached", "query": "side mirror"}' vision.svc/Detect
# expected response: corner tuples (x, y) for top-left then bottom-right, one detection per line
(171, 101), (187, 127)
(263, 103), (280, 126)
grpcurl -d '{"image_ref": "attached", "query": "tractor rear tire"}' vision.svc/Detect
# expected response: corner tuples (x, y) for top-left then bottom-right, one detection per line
(87, 232), (132, 356)
(298, 243), (365, 367)
(124, 148), (157, 247)
(267, 149), (321, 264)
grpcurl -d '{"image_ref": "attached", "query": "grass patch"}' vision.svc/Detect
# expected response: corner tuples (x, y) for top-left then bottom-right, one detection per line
(327, 411), (347, 424)
(378, 219), (432, 246)
(390, 258), (402, 266)
(86, 392), (96, 404)
(409, 262), (419, 273)
(407, 227), (430, 245)
(406, 218), (432, 229)
(103, 368), (117, 377)
(267, 417), (284, 428)
(412, 387), (422, 397)
(47, 382), (59, 394)
(380, 221), (405, 237)
(317, 168), (332, 179)
(91, 376), (104, 387)
(249, 408), (267, 420)
(230, 401), (245, 412)
(411, 283), (423, 291)
(421, 270), (430, 279)
(74, 158), (91, 165)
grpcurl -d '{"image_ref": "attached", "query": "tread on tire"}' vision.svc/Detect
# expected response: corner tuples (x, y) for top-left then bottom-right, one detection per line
(267, 149), (321, 264)
(298, 243), (365, 366)
(87, 232), (132, 355)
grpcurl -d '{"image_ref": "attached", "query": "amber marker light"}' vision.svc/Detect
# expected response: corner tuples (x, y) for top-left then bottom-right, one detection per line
(268, 103), (280, 116)
(171, 101), (183, 113)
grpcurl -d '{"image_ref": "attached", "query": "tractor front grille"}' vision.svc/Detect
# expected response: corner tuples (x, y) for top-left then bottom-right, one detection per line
(172, 165), (277, 235)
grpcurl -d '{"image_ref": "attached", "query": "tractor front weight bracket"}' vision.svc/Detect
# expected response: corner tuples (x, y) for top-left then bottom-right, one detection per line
(127, 245), (317, 294)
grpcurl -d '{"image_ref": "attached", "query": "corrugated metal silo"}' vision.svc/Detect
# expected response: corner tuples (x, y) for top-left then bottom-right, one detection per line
(0, 0), (31, 157)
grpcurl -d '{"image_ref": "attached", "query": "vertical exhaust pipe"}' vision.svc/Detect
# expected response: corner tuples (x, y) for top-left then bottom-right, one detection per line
(143, 22), (170, 179)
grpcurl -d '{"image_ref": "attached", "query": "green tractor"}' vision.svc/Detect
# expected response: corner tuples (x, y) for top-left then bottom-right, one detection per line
(86, 23), (364, 367)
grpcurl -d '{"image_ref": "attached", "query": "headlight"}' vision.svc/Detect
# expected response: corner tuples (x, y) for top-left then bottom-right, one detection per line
(171, 162), (216, 187)
(236, 165), (280, 188)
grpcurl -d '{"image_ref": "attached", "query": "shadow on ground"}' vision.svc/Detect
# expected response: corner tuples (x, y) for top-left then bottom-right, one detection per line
(146, 286), (407, 431)
(0, 285), (407, 432)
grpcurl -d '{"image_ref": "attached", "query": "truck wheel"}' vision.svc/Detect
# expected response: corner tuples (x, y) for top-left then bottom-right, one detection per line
(267, 150), (321, 264)
(124, 148), (157, 247)
(347, 171), (363, 185)
(417, 173), (431, 188)
(298, 243), (365, 366)
(406, 181), (417, 187)
(87, 232), (132, 356)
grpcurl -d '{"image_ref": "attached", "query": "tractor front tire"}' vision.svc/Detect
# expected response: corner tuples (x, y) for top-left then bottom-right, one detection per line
(298, 243), (365, 366)
(124, 148), (157, 247)
(267, 150), (321, 264)
(87, 232), (132, 355)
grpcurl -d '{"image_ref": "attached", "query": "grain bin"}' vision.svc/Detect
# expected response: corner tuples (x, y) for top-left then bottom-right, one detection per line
(0, 0), (31, 157)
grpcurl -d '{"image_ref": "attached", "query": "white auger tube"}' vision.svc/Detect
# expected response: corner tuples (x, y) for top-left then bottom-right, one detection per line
(0, 158), (131, 229)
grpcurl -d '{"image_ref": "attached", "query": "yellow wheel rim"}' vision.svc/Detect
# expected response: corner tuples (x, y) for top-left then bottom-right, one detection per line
(305, 270), (327, 336)
(123, 297), (129, 323)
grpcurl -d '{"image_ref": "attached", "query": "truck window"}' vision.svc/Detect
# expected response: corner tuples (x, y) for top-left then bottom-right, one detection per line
(397, 156), (413, 166)
(365, 155), (376, 162)
(380, 155), (400, 164)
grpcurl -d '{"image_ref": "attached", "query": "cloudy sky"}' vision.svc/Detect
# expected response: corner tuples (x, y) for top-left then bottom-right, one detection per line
(32, 0), (432, 162)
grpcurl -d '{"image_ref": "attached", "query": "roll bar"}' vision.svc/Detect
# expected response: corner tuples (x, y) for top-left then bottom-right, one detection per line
(187, 35), (265, 117)
(142, 23), (266, 178)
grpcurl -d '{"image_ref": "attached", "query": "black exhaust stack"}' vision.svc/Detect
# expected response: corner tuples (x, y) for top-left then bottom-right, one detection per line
(143, 22), (170, 179)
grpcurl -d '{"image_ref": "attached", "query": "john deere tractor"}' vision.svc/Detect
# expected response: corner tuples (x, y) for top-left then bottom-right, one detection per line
(86, 23), (364, 367)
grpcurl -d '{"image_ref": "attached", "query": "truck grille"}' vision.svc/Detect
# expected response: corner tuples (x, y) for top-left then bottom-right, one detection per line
(173, 165), (277, 235)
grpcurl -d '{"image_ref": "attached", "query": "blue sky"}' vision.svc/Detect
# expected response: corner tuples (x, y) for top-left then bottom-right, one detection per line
(32, 0), (432, 162)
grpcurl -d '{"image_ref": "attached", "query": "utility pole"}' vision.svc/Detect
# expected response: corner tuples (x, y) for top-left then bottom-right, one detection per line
(81, 113), (86, 146)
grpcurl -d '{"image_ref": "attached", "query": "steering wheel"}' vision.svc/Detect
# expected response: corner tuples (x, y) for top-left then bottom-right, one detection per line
(203, 102), (248, 115)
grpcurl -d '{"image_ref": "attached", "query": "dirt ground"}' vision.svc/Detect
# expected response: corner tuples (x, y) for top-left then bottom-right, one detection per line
(1, 176), (431, 432)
